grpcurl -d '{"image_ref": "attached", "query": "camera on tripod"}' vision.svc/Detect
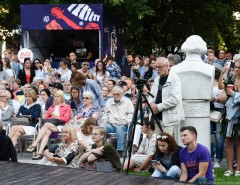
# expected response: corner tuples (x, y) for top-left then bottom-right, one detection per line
(132, 69), (147, 90)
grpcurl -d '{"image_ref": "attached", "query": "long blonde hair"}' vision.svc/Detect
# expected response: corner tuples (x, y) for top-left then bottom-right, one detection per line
(44, 59), (53, 73)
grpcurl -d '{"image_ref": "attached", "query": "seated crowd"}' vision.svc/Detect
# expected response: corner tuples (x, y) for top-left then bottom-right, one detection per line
(7, 48), (240, 184)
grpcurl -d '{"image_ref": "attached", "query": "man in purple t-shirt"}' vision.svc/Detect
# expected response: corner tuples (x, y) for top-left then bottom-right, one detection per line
(179, 126), (213, 184)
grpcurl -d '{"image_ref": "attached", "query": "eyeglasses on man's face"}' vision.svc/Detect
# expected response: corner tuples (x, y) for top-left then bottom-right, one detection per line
(155, 65), (166, 69)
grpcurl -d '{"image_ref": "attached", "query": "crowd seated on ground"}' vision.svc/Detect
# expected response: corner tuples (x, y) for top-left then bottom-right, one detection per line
(2, 48), (240, 180)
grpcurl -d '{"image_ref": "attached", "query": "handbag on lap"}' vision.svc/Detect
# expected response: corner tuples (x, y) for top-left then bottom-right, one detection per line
(11, 115), (31, 126)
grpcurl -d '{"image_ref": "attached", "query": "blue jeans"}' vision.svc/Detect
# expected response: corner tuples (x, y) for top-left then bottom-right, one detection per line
(194, 177), (213, 185)
(151, 165), (181, 180)
(105, 123), (128, 151)
(211, 121), (225, 161)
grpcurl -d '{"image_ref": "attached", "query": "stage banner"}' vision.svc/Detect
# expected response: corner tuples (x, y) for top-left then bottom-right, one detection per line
(21, 4), (102, 30)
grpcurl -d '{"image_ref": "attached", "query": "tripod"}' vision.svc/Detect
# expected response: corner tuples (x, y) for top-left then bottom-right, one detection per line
(121, 79), (163, 174)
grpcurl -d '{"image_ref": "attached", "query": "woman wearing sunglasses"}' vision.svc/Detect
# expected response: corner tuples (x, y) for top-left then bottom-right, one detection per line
(33, 58), (45, 80)
(93, 60), (109, 86)
(69, 91), (99, 127)
(77, 61), (94, 80)
(151, 132), (182, 180)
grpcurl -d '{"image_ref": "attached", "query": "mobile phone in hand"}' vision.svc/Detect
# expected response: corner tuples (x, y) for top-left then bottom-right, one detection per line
(151, 160), (158, 164)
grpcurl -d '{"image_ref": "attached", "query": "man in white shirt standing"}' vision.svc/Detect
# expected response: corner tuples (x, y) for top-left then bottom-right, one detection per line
(148, 57), (184, 136)
(102, 85), (134, 155)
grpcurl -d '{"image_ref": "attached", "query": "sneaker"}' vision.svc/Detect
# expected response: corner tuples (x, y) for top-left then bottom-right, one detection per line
(214, 161), (221, 168)
(235, 171), (240, 176)
(224, 170), (233, 176)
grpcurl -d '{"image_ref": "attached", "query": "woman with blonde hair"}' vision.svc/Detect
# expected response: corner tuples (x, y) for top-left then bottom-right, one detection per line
(38, 125), (82, 167)
(8, 88), (41, 146)
(26, 90), (71, 160)
(43, 59), (55, 80)
(0, 90), (14, 129)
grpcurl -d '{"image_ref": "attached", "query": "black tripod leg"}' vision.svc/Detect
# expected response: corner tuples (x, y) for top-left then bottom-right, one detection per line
(142, 94), (163, 133)
(121, 91), (143, 174)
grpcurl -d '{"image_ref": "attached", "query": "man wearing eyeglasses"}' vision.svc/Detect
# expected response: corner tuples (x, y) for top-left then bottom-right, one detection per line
(215, 49), (227, 67)
(179, 126), (213, 184)
(148, 57), (184, 135)
(101, 85), (134, 157)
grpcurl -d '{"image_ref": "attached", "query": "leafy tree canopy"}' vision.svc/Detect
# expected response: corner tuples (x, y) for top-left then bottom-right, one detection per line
(0, 0), (239, 55)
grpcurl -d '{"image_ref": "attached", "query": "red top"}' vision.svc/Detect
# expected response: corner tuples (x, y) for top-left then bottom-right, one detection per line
(45, 103), (71, 123)
(26, 74), (31, 83)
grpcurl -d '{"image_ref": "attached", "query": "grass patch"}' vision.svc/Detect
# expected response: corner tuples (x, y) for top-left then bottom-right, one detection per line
(214, 168), (240, 183)
(127, 168), (240, 183)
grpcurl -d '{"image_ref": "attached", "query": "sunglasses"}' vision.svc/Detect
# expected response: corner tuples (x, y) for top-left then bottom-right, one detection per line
(157, 135), (168, 140)
(82, 64), (89, 66)
(83, 97), (90, 100)
(34, 61), (40, 64)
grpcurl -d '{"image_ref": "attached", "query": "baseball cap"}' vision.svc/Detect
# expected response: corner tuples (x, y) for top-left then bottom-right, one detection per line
(49, 82), (63, 90)
(118, 80), (127, 88)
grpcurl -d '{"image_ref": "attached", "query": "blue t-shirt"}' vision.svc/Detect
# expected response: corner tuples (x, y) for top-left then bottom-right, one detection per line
(179, 143), (213, 182)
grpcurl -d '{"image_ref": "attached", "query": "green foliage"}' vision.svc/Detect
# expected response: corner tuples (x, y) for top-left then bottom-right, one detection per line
(0, 0), (239, 54)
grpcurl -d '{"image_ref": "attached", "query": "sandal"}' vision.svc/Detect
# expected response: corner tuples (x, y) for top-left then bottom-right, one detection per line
(235, 171), (240, 176)
(224, 170), (233, 176)
(32, 154), (43, 160)
(26, 145), (37, 153)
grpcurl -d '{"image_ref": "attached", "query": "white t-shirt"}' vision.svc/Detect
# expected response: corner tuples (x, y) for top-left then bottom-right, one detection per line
(52, 105), (60, 117)
(212, 86), (224, 109)
(59, 68), (72, 82)
(93, 71), (110, 84)
(4, 68), (14, 77)
(35, 69), (45, 80)
(76, 130), (94, 145)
